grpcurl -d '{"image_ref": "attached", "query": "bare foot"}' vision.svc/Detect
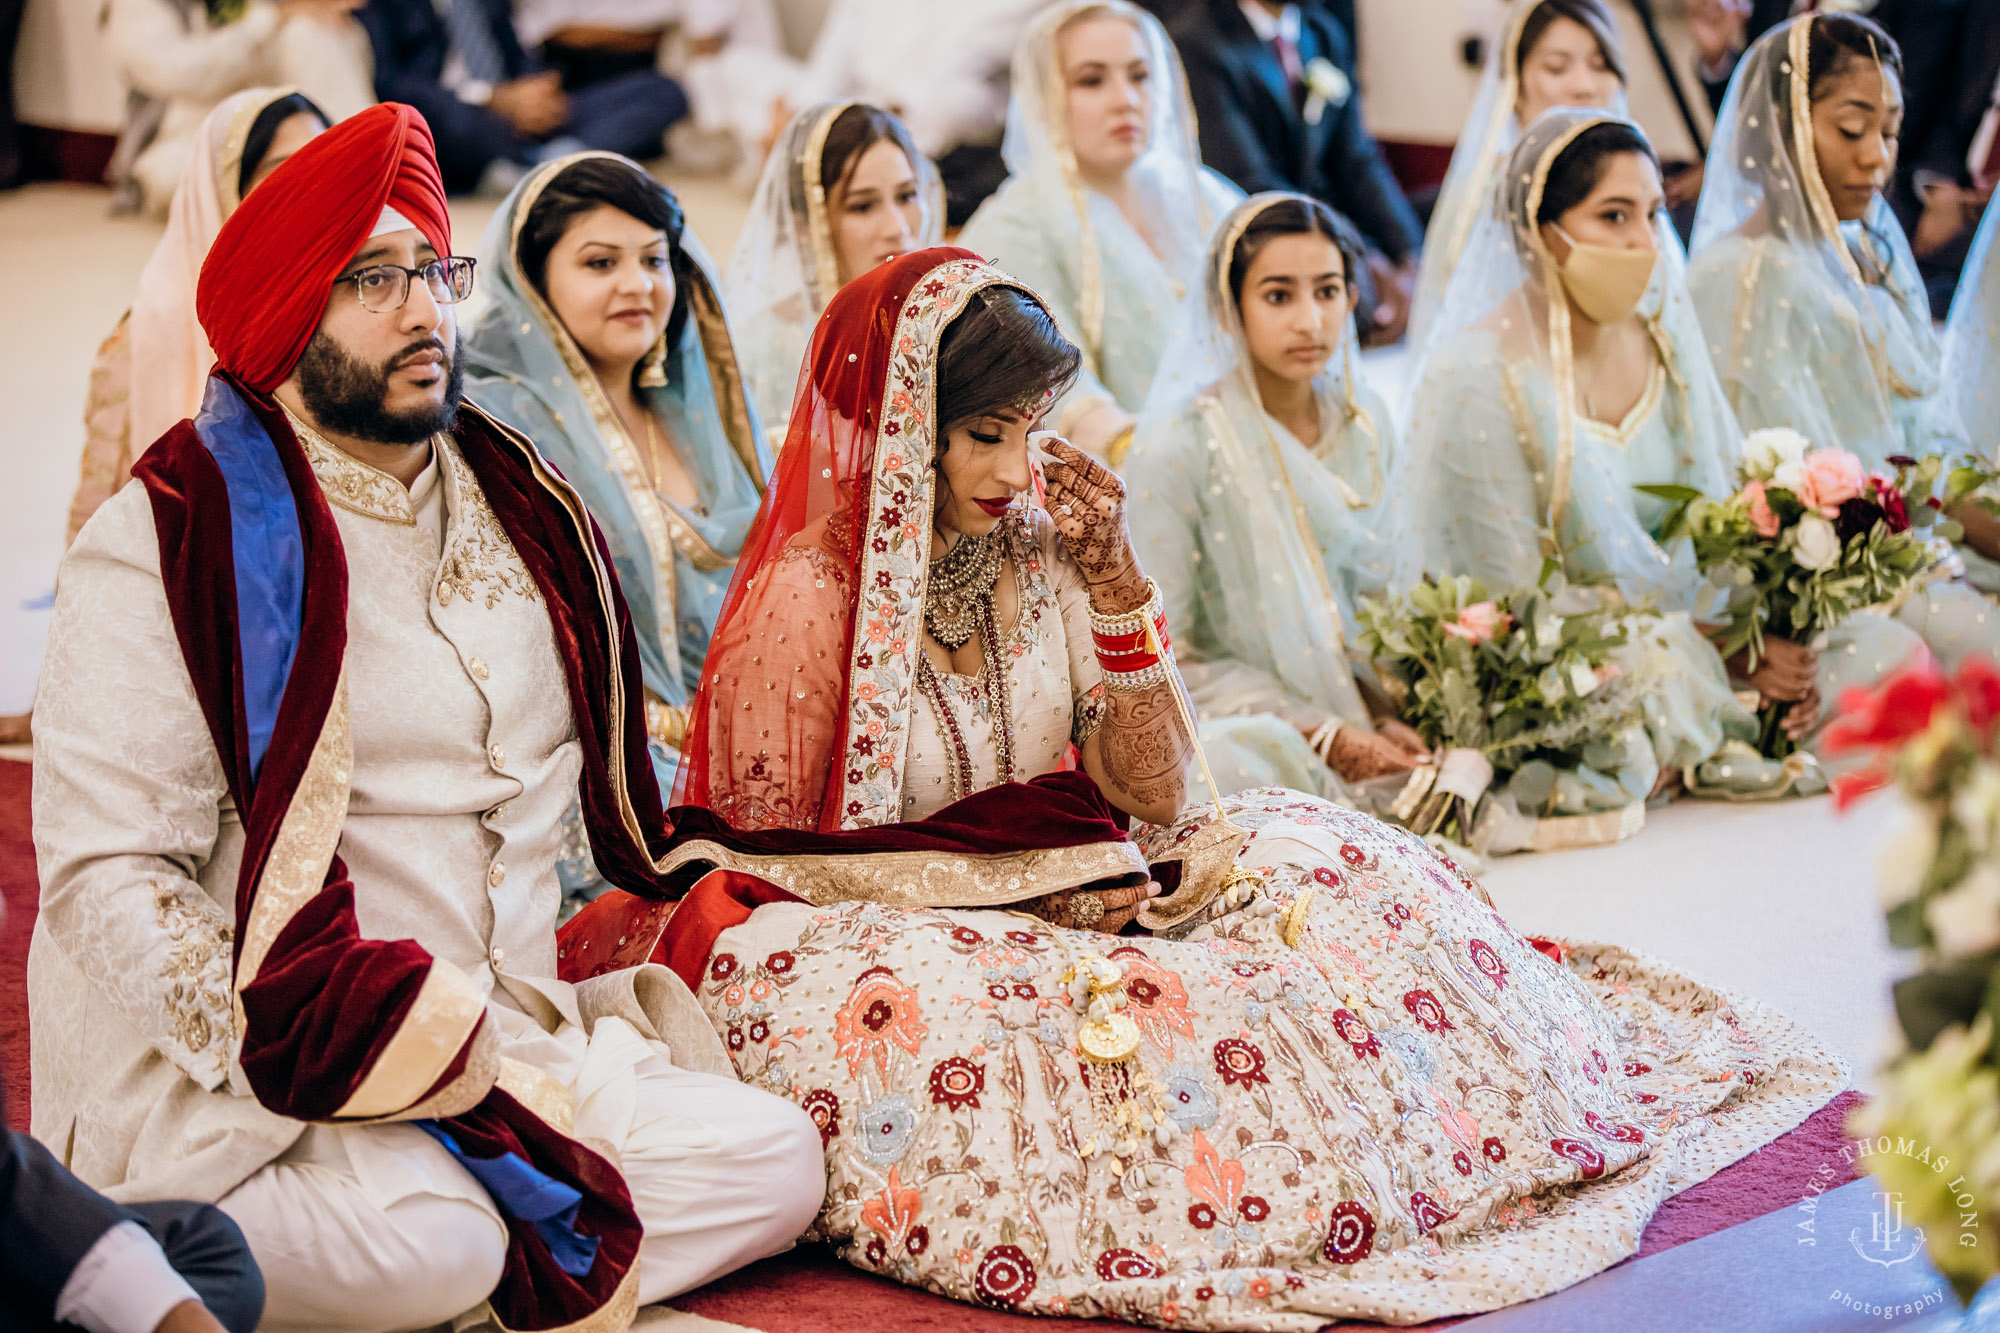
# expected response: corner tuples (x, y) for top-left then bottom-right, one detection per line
(0, 713), (29, 747)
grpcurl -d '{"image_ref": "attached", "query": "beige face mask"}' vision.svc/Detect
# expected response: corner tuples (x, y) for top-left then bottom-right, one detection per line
(1550, 225), (1658, 325)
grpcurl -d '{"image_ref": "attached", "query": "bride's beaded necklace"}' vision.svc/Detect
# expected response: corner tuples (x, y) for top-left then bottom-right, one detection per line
(923, 525), (1006, 649)
(918, 522), (1017, 801)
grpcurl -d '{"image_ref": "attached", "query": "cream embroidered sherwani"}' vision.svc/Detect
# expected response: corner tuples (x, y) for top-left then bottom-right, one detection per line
(29, 423), (822, 1332)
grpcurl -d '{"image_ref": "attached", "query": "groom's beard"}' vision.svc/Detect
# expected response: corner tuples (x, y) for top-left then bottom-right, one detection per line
(296, 329), (465, 446)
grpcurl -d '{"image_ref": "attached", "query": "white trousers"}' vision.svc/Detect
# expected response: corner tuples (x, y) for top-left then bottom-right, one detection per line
(217, 1019), (825, 1332)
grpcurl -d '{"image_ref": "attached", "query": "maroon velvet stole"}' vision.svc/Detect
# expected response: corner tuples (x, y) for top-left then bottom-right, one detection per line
(134, 373), (684, 1332)
(560, 770), (1145, 991)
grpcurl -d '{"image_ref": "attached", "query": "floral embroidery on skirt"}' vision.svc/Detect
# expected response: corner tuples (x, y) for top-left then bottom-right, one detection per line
(696, 790), (1845, 1327)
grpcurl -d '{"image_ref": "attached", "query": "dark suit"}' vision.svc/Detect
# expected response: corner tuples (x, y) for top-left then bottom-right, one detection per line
(0, 1080), (262, 1332)
(1698, 0), (1795, 114)
(357, 0), (688, 193)
(1878, 0), (2000, 313)
(1171, 0), (1421, 264)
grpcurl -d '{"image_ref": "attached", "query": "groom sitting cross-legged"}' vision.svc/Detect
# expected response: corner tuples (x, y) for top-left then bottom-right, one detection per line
(27, 101), (822, 1333)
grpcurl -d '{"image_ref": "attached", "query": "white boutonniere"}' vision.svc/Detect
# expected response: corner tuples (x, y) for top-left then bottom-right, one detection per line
(1302, 56), (1350, 126)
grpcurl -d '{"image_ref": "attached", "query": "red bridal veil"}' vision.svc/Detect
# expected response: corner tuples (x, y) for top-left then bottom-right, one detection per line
(675, 248), (1049, 831)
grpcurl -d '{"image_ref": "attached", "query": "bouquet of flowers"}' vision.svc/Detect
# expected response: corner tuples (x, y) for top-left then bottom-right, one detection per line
(1358, 571), (1649, 850)
(1639, 429), (1950, 757)
(1825, 659), (2000, 1300)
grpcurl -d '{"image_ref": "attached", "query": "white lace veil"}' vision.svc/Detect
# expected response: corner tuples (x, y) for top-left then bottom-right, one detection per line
(1127, 191), (1381, 729)
(1687, 17), (1949, 460)
(724, 101), (944, 430)
(997, 0), (1219, 367)
(1411, 0), (1628, 351)
(1392, 108), (1739, 609)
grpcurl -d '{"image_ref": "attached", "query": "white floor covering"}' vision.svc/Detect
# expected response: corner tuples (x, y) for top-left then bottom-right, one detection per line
(0, 173), (1906, 1098)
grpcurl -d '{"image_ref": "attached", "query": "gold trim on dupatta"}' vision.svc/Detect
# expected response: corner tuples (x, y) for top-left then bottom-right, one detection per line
(685, 272), (768, 488)
(800, 103), (851, 313)
(1522, 114), (1602, 537)
(1785, 20), (1864, 286)
(217, 86), (303, 214)
(656, 836), (1151, 909)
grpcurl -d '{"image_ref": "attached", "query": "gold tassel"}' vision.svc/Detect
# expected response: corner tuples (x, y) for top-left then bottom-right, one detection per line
(1063, 954), (1171, 1173)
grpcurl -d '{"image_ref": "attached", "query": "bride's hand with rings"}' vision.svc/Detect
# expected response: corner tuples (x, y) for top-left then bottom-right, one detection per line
(1022, 879), (1163, 933)
(1038, 435), (1146, 607)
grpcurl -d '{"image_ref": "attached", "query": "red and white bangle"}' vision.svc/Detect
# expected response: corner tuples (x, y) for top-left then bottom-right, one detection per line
(1089, 579), (1173, 690)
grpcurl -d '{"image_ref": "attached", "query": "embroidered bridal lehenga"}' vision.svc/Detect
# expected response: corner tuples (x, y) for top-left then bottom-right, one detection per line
(632, 249), (1844, 1328)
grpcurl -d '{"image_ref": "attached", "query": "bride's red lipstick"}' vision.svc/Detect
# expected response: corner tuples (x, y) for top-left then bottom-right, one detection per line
(972, 497), (1014, 518)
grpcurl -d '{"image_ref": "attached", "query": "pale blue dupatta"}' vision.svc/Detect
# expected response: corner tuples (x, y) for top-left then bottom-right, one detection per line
(464, 152), (772, 791)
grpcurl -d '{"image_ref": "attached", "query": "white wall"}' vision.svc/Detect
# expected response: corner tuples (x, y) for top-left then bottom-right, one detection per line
(1357, 0), (1708, 161)
(15, 0), (126, 134)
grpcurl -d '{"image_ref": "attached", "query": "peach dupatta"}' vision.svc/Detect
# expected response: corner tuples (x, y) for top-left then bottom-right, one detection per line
(69, 87), (309, 545)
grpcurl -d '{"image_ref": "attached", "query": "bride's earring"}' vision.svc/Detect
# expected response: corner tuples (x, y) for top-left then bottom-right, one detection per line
(637, 336), (668, 388)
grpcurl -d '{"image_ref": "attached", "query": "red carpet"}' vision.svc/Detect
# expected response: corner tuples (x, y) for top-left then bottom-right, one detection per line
(1, 760), (32, 1130)
(0, 756), (1863, 1327)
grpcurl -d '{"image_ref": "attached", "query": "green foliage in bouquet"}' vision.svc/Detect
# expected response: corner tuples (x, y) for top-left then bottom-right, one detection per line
(1638, 435), (1966, 756)
(1357, 568), (1643, 843)
(1827, 661), (2000, 1299)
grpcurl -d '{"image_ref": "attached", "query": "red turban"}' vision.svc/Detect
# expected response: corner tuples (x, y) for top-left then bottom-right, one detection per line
(196, 103), (452, 393)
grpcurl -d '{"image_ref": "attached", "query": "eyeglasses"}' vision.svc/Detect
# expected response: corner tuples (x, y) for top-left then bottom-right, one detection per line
(338, 256), (478, 313)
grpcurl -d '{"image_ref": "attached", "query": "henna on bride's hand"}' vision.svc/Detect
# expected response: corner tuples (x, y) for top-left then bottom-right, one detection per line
(1022, 880), (1150, 932)
(1042, 437), (1141, 596)
(1100, 682), (1192, 810)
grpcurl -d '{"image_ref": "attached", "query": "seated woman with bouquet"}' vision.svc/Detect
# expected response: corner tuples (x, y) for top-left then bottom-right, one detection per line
(1126, 192), (1426, 806)
(1687, 15), (2000, 668)
(627, 245), (1845, 1327)
(1392, 109), (1923, 793)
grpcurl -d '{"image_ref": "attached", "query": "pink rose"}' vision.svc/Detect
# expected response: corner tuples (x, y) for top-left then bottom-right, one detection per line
(1793, 449), (1866, 517)
(1443, 601), (1507, 643)
(1742, 480), (1780, 538)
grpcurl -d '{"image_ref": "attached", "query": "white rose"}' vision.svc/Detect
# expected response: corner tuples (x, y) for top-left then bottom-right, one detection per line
(1878, 798), (1939, 910)
(1924, 862), (2000, 956)
(1771, 459), (1806, 494)
(1952, 761), (2000, 853)
(1791, 511), (1841, 571)
(1569, 660), (1600, 697)
(1743, 427), (1812, 481)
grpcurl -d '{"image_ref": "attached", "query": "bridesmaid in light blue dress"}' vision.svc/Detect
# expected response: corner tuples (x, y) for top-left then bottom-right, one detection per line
(1394, 111), (1922, 801)
(1687, 15), (1999, 668)
(958, 0), (1239, 465)
(464, 153), (772, 903)
(1128, 192), (1422, 805)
